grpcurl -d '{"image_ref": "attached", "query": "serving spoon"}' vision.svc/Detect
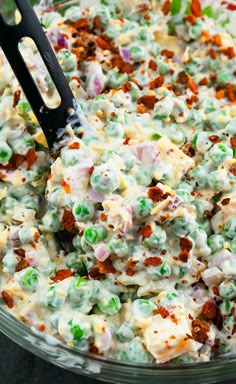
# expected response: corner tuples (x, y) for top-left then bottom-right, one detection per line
(0, 0), (77, 149)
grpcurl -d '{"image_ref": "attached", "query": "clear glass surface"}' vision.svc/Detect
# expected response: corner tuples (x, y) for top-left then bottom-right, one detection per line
(1, 1), (236, 383)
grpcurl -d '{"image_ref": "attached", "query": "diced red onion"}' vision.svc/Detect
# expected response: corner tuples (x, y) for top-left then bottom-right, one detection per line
(94, 244), (110, 262)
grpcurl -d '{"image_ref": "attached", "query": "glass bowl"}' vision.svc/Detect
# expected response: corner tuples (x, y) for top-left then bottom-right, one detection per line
(1, 1), (236, 383)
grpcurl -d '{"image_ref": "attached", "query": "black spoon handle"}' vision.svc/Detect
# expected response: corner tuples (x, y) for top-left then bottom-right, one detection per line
(0, 0), (76, 149)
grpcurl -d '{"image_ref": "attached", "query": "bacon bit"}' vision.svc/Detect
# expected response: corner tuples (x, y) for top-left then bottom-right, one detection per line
(96, 36), (113, 51)
(61, 181), (71, 194)
(51, 269), (74, 282)
(182, 144), (195, 157)
(74, 18), (89, 30)
(161, 249), (167, 255)
(215, 89), (225, 100)
(161, 49), (174, 59)
(177, 71), (189, 85)
(214, 307), (223, 330)
(33, 232), (40, 243)
(202, 301), (217, 319)
(230, 137), (236, 149)
(208, 48), (217, 60)
(222, 46), (235, 59)
(162, 0), (171, 15)
(192, 319), (210, 343)
(221, 198), (230, 206)
(232, 324), (236, 336)
(62, 209), (75, 233)
(188, 313), (193, 320)
(188, 76), (198, 94)
(12, 90), (21, 108)
(139, 225), (153, 238)
(150, 76), (164, 90)
(1, 290), (14, 308)
(186, 95), (199, 106)
(123, 137), (131, 145)
(159, 306), (169, 318)
(190, 0), (202, 17)
(149, 59), (158, 71)
(212, 285), (219, 296)
(180, 237), (193, 252)
(223, 2), (236, 10)
(126, 267), (135, 276)
(26, 148), (38, 171)
(209, 135), (220, 143)
(226, 83), (236, 102)
(15, 259), (29, 272)
(97, 257), (116, 274)
(137, 105), (147, 114)
(122, 82), (132, 93)
(14, 248), (26, 258)
(111, 54), (135, 74)
(0, 172), (6, 179)
(68, 142), (80, 150)
(178, 250), (189, 262)
(89, 266), (102, 279)
(137, 95), (157, 109)
(204, 210), (213, 219)
(137, 3), (149, 12)
(184, 14), (196, 24)
(201, 31), (211, 43)
(89, 343), (99, 355)
(88, 166), (94, 175)
(100, 213), (108, 222)
(153, 309), (159, 315)
(147, 186), (169, 202)
(213, 34), (222, 47)
(38, 324), (45, 332)
(93, 15), (101, 30)
(144, 257), (163, 267)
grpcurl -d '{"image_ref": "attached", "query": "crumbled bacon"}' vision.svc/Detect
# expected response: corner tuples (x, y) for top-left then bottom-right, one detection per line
(221, 198), (230, 206)
(190, 0), (202, 17)
(199, 77), (209, 86)
(111, 54), (135, 74)
(62, 209), (75, 233)
(148, 59), (158, 71)
(177, 71), (188, 85)
(161, 49), (174, 59)
(137, 3), (149, 12)
(68, 142), (80, 149)
(34, 232), (40, 243)
(126, 267), (135, 276)
(147, 186), (170, 202)
(209, 135), (220, 143)
(93, 15), (102, 31)
(178, 250), (189, 262)
(26, 148), (38, 171)
(229, 164), (236, 176)
(100, 213), (108, 222)
(61, 181), (71, 194)
(208, 48), (217, 60)
(139, 225), (153, 238)
(15, 259), (29, 272)
(222, 46), (235, 59)
(74, 18), (89, 30)
(89, 266), (102, 279)
(226, 83), (236, 102)
(202, 301), (217, 319)
(144, 257), (163, 266)
(2, 290), (14, 308)
(96, 36), (113, 51)
(14, 248), (26, 258)
(162, 0), (171, 15)
(12, 90), (21, 108)
(230, 137), (236, 148)
(137, 95), (158, 109)
(51, 269), (74, 282)
(192, 319), (210, 343)
(97, 257), (116, 274)
(122, 82), (132, 93)
(159, 306), (169, 318)
(213, 34), (222, 47)
(149, 76), (164, 90)
(184, 14), (196, 25)
(215, 89), (225, 99)
(188, 76), (198, 93)
(123, 137), (131, 145)
(180, 237), (193, 252)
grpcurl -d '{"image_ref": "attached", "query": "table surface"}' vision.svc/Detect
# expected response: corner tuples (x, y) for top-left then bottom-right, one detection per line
(1, 332), (236, 384)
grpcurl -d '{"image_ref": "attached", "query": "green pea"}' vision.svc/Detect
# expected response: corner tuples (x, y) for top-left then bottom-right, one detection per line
(130, 46), (145, 62)
(36, 260), (56, 278)
(0, 142), (13, 165)
(2, 251), (21, 274)
(18, 226), (38, 244)
(134, 166), (152, 187)
(189, 22), (203, 39)
(154, 97), (173, 119)
(90, 165), (119, 194)
(42, 11), (62, 27)
(133, 196), (154, 219)
(208, 171), (224, 191)
(132, 299), (156, 318)
(166, 124), (186, 146)
(65, 252), (86, 275)
(185, 60), (199, 75)
(127, 338), (153, 363)
(148, 261), (171, 278)
(107, 71), (128, 88)
(138, 27), (150, 41)
(108, 236), (129, 257)
(42, 209), (62, 233)
(116, 321), (134, 342)
(61, 148), (81, 166)
(72, 200), (94, 222)
(105, 122), (124, 138)
(18, 100), (31, 116)
(219, 280), (236, 299)
(97, 291), (121, 315)
(57, 49), (77, 72)
(16, 267), (39, 291)
(144, 226), (167, 248)
(41, 285), (66, 310)
(225, 119), (236, 136)
(224, 217), (236, 239)
(208, 234), (225, 252)
(69, 322), (84, 341)
(219, 299), (232, 316)
(72, 234), (82, 250)
(20, 195), (39, 211)
(176, 190), (191, 204)
(170, 216), (192, 237)
(68, 277), (91, 304)
(189, 165), (208, 189)
(121, 150), (136, 170)
(208, 143), (233, 165)
(230, 238), (236, 253)
(217, 70), (233, 86)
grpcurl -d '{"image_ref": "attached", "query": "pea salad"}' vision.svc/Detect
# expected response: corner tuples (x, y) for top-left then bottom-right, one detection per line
(1, 0), (236, 364)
